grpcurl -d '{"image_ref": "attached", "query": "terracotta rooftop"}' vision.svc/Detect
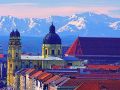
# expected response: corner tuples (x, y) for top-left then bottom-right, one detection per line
(26, 68), (35, 74)
(75, 80), (120, 90)
(87, 65), (120, 70)
(37, 72), (53, 82)
(51, 77), (69, 86)
(29, 70), (43, 79)
(65, 37), (83, 56)
(0, 54), (4, 58)
(60, 78), (83, 87)
(19, 68), (30, 76)
(66, 37), (120, 56)
(44, 75), (61, 84)
(75, 81), (99, 90)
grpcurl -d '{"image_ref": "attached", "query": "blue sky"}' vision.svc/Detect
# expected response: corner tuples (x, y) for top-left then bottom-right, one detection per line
(0, 0), (120, 18)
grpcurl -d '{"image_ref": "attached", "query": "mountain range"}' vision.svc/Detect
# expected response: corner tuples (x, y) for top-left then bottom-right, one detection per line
(0, 12), (120, 37)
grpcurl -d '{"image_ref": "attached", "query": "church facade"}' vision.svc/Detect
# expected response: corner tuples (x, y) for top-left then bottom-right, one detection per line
(7, 24), (82, 87)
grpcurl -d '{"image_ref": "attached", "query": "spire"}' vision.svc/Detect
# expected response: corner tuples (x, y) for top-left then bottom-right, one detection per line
(10, 30), (15, 37)
(15, 29), (20, 37)
(49, 22), (55, 33)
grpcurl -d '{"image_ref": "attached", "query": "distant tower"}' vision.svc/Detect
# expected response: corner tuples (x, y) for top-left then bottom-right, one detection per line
(42, 23), (62, 58)
(7, 30), (21, 86)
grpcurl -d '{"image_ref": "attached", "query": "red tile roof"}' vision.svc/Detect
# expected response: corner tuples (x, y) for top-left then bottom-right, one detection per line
(75, 80), (120, 90)
(0, 54), (4, 58)
(99, 80), (120, 90)
(26, 68), (35, 74)
(75, 81), (99, 90)
(87, 65), (120, 70)
(52, 77), (69, 86)
(61, 78), (83, 87)
(51, 65), (62, 69)
(29, 70), (43, 79)
(45, 75), (61, 84)
(65, 37), (83, 56)
(37, 72), (53, 82)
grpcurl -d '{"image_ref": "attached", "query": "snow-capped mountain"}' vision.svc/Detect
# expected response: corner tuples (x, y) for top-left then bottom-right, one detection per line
(0, 12), (120, 37)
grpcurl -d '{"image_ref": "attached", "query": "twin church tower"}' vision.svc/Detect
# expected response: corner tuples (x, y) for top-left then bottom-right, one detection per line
(7, 23), (62, 86)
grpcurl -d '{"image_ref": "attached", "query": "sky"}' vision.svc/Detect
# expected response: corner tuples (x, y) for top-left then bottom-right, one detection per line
(0, 0), (120, 18)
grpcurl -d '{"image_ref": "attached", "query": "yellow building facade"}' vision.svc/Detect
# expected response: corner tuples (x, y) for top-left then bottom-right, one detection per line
(7, 30), (21, 87)
(7, 24), (63, 87)
(7, 24), (82, 88)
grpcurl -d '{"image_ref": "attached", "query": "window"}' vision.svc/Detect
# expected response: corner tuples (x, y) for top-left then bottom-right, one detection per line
(36, 80), (38, 86)
(51, 50), (55, 55)
(58, 50), (60, 55)
(40, 82), (42, 87)
(10, 64), (12, 68)
(22, 62), (25, 68)
(67, 63), (72, 66)
(45, 49), (47, 55)
(34, 65), (37, 68)
(16, 53), (18, 57)
(16, 66), (18, 70)
(26, 65), (29, 68)
(30, 62), (32, 67)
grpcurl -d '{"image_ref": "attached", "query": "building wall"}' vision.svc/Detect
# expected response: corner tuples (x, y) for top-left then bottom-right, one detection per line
(21, 60), (42, 69)
(49, 85), (57, 90)
(26, 74), (31, 90)
(42, 44), (62, 58)
(42, 60), (64, 69)
(65, 61), (81, 67)
(20, 75), (26, 90)
(14, 73), (20, 90)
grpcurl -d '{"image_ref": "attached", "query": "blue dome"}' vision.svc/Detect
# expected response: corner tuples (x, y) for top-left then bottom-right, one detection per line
(43, 24), (61, 44)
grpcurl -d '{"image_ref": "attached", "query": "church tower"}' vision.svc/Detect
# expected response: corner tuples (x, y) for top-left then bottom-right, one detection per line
(7, 30), (21, 86)
(42, 23), (62, 58)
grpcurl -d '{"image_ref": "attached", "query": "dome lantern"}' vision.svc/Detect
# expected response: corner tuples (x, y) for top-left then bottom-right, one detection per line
(49, 23), (55, 33)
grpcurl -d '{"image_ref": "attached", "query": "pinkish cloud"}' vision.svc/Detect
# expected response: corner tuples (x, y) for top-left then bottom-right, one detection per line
(0, 4), (119, 18)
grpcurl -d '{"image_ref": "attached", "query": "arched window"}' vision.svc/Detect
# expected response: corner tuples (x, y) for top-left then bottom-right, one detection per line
(30, 62), (32, 67)
(26, 65), (29, 68)
(22, 62), (25, 68)
(45, 49), (47, 55)
(16, 53), (18, 57)
(10, 64), (12, 68)
(51, 50), (55, 55)
(58, 50), (60, 55)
